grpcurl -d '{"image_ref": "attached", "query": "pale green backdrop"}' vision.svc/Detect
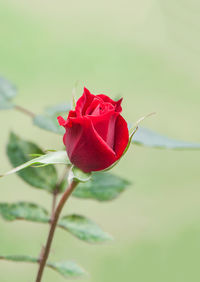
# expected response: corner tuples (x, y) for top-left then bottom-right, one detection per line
(0, 0), (200, 281)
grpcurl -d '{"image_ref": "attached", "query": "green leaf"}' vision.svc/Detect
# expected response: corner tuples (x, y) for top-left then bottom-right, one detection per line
(33, 103), (71, 134)
(33, 115), (65, 135)
(0, 202), (49, 223)
(0, 77), (17, 110)
(69, 166), (91, 183)
(59, 214), (112, 243)
(0, 77), (17, 100)
(0, 255), (85, 278)
(0, 202), (111, 244)
(0, 99), (13, 110)
(46, 103), (71, 115)
(0, 255), (38, 263)
(5, 132), (58, 192)
(133, 127), (200, 150)
(47, 261), (85, 278)
(73, 172), (130, 201)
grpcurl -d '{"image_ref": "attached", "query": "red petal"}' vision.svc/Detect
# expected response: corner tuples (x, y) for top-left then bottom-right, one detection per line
(58, 111), (77, 128)
(97, 94), (122, 112)
(89, 111), (119, 150)
(64, 117), (117, 172)
(75, 87), (95, 116)
(85, 97), (103, 116)
(57, 116), (66, 126)
(114, 115), (129, 159)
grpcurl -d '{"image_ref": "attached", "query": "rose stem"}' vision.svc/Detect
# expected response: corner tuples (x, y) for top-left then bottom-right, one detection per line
(38, 149), (70, 270)
(36, 180), (78, 282)
(14, 105), (35, 118)
(51, 166), (70, 215)
(51, 192), (57, 216)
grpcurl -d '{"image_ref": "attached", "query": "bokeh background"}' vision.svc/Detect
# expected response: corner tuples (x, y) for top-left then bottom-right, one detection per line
(0, 0), (200, 281)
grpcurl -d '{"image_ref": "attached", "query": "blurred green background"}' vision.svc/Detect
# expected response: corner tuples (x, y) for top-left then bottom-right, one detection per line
(0, 0), (200, 281)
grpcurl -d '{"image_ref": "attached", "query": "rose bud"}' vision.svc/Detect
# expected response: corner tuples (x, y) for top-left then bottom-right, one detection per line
(57, 87), (129, 173)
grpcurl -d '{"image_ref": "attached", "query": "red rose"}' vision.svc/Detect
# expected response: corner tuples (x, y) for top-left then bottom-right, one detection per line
(57, 88), (129, 173)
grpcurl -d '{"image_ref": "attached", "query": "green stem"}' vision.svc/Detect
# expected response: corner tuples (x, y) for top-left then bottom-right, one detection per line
(35, 180), (78, 282)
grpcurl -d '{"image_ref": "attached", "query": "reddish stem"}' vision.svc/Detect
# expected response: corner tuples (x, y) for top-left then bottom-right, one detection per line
(14, 105), (35, 118)
(35, 180), (78, 282)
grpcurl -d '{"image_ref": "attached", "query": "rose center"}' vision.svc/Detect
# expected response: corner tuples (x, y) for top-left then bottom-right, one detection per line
(86, 99), (115, 117)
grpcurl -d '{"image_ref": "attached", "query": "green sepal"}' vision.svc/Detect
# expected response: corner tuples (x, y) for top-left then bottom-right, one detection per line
(1, 133), (70, 189)
(68, 166), (91, 183)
